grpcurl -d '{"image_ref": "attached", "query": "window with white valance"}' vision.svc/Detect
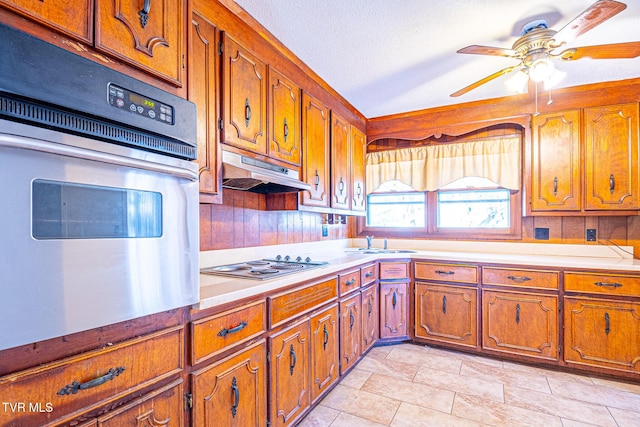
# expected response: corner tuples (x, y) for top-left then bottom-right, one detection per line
(365, 136), (521, 193)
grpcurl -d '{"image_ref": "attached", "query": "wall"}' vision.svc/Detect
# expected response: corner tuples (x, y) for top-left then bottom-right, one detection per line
(200, 189), (350, 251)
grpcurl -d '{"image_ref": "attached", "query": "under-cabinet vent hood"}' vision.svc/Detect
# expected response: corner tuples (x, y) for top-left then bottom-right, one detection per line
(222, 150), (311, 193)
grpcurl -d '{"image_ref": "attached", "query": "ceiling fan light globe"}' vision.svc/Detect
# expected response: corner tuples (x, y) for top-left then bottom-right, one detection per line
(529, 57), (555, 82)
(505, 69), (529, 93)
(544, 69), (566, 90)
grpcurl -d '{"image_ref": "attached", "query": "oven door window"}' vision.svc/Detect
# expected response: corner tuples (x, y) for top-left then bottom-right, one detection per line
(32, 179), (162, 239)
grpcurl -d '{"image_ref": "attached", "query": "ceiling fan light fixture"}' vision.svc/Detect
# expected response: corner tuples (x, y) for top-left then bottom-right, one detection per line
(529, 57), (556, 82)
(544, 68), (566, 90)
(506, 68), (529, 93)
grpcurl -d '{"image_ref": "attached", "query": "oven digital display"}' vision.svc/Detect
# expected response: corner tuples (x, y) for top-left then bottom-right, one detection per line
(108, 83), (174, 125)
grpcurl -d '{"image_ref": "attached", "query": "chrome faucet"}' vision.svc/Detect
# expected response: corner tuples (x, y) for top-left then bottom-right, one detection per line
(365, 235), (374, 249)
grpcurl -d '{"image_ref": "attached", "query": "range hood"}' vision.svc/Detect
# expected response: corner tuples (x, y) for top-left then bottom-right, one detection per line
(222, 150), (311, 193)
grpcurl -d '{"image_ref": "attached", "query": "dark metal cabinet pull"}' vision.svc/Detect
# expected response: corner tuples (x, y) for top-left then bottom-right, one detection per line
(609, 174), (615, 194)
(368, 300), (373, 316)
(244, 98), (252, 127)
(515, 304), (521, 324)
(289, 344), (296, 375)
(339, 178), (345, 194)
(218, 321), (248, 337)
(356, 183), (362, 197)
(349, 309), (355, 331)
(604, 312), (611, 335)
(323, 324), (329, 350)
(283, 118), (289, 142)
(507, 275), (531, 282)
(365, 271), (373, 278)
(314, 170), (320, 190)
(594, 281), (622, 289)
(345, 278), (355, 286)
(442, 295), (447, 314)
(435, 270), (454, 275)
(553, 176), (558, 196)
(392, 291), (397, 309)
(231, 376), (239, 417)
(139, 0), (151, 28)
(58, 366), (125, 395)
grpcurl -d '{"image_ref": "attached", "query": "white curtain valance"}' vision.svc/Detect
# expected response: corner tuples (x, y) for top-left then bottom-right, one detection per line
(366, 136), (521, 193)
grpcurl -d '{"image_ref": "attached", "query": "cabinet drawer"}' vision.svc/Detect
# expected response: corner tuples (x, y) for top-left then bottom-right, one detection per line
(415, 262), (478, 284)
(483, 267), (558, 289)
(360, 263), (378, 286)
(379, 262), (409, 280)
(565, 272), (640, 297)
(339, 269), (361, 295)
(269, 277), (338, 328)
(0, 326), (183, 426)
(191, 300), (266, 365)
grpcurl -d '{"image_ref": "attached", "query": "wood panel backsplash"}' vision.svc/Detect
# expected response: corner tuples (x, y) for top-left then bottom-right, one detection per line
(200, 189), (350, 251)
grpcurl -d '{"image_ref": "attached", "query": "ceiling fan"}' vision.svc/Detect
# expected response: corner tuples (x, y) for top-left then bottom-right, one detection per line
(451, 0), (640, 97)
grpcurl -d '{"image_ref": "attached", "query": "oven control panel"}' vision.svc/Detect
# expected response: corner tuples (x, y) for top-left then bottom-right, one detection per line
(108, 84), (174, 125)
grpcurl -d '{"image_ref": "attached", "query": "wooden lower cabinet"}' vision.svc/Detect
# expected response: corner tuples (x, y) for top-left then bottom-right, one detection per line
(415, 283), (478, 348)
(310, 304), (339, 403)
(339, 293), (362, 374)
(483, 290), (558, 360)
(269, 320), (310, 427)
(191, 340), (267, 427)
(380, 282), (408, 340)
(361, 284), (379, 353)
(564, 297), (640, 373)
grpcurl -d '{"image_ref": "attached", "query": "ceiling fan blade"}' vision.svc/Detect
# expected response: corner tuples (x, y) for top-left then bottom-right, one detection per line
(450, 66), (519, 97)
(552, 0), (627, 47)
(457, 45), (518, 58)
(558, 41), (640, 60)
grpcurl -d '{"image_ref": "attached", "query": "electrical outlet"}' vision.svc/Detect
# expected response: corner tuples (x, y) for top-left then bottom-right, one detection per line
(534, 227), (549, 240)
(321, 224), (328, 237)
(586, 229), (597, 242)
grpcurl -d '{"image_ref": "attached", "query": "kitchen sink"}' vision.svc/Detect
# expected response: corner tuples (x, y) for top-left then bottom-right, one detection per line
(354, 249), (417, 254)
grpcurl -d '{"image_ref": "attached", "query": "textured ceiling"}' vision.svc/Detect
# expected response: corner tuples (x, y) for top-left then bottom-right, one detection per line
(233, 0), (640, 118)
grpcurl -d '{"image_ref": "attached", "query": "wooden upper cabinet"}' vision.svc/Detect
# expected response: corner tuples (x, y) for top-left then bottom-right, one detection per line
(189, 11), (221, 203)
(269, 68), (301, 166)
(221, 33), (268, 155)
(584, 103), (639, 211)
(0, 0), (93, 42)
(331, 111), (351, 210)
(95, 0), (185, 86)
(350, 125), (366, 212)
(530, 109), (581, 212)
(300, 92), (330, 208)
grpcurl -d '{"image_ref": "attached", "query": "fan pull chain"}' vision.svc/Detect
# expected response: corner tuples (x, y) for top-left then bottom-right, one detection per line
(547, 87), (554, 105)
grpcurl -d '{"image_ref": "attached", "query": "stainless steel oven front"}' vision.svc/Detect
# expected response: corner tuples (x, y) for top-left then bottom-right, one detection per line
(0, 23), (199, 351)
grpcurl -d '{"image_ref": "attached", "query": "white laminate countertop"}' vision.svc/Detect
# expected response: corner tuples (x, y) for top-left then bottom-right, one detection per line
(196, 239), (640, 311)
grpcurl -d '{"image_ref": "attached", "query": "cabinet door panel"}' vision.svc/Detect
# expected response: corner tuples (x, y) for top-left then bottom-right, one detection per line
(95, 0), (185, 85)
(269, 68), (301, 166)
(331, 111), (350, 210)
(531, 110), (581, 211)
(310, 304), (339, 403)
(190, 11), (221, 202)
(415, 283), (477, 348)
(222, 34), (267, 154)
(269, 321), (310, 427)
(191, 340), (266, 427)
(361, 285), (379, 353)
(300, 92), (330, 208)
(584, 103), (639, 210)
(565, 297), (640, 373)
(339, 293), (361, 374)
(483, 290), (558, 360)
(380, 282), (408, 339)
(350, 126), (366, 212)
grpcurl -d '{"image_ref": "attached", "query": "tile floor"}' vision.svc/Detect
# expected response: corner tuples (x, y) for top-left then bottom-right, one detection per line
(298, 343), (640, 427)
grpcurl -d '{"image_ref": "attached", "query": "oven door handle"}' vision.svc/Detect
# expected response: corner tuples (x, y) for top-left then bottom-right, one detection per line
(0, 133), (198, 181)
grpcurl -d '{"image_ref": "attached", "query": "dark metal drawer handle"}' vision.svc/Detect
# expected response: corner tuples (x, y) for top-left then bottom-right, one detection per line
(515, 304), (521, 325)
(349, 309), (355, 331)
(139, 0), (151, 28)
(604, 312), (611, 335)
(283, 118), (289, 142)
(594, 281), (622, 289)
(289, 344), (296, 375)
(392, 291), (397, 309)
(345, 278), (356, 286)
(58, 366), (125, 395)
(365, 271), (373, 278)
(218, 321), (248, 337)
(553, 176), (558, 196)
(609, 174), (615, 194)
(507, 275), (531, 282)
(442, 295), (447, 314)
(323, 324), (329, 350)
(435, 270), (454, 275)
(231, 376), (239, 417)
(244, 98), (252, 127)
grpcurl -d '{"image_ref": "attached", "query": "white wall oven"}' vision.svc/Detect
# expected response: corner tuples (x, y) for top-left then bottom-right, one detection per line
(0, 23), (199, 351)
